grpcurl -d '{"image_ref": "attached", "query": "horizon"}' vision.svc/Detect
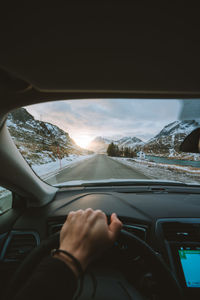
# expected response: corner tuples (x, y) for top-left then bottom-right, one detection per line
(25, 99), (182, 149)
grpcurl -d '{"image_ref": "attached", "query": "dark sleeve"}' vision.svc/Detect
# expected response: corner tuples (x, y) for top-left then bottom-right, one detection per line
(14, 256), (78, 300)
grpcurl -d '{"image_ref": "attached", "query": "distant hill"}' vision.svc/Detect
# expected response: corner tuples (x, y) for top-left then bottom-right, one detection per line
(88, 136), (143, 153)
(116, 136), (144, 148)
(7, 108), (92, 166)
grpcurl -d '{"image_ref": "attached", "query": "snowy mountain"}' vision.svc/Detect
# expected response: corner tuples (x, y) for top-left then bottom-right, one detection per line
(88, 136), (143, 153)
(116, 137), (144, 148)
(143, 120), (200, 157)
(7, 108), (91, 165)
(88, 120), (200, 159)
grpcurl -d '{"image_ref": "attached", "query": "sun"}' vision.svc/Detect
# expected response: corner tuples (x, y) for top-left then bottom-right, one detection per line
(74, 135), (92, 149)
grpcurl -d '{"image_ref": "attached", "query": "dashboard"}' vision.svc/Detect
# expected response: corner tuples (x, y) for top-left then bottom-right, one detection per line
(1, 184), (200, 299)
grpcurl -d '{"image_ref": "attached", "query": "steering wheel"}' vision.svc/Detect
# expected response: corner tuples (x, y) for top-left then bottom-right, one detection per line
(5, 230), (184, 300)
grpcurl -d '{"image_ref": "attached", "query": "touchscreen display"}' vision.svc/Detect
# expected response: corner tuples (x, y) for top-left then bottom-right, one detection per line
(179, 248), (200, 288)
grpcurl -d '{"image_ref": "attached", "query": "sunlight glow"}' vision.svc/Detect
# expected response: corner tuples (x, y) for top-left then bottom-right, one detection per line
(73, 135), (93, 149)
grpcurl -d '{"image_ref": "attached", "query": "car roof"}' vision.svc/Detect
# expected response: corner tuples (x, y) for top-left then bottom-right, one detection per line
(0, 3), (200, 116)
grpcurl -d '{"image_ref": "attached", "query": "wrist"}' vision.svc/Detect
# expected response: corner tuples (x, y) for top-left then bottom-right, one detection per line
(70, 249), (89, 271)
(53, 252), (80, 278)
(58, 246), (89, 271)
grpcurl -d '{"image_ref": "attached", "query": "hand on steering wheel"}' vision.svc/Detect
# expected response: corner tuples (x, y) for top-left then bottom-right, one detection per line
(6, 209), (184, 300)
(54, 209), (122, 276)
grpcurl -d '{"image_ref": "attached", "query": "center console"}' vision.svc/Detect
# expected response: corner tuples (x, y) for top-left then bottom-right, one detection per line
(156, 218), (200, 299)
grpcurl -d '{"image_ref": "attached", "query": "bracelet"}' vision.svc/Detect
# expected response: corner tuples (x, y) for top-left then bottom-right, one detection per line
(51, 248), (84, 278)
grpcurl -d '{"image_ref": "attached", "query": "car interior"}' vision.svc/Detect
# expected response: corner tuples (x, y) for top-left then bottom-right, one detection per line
(0, 3), (200, 300)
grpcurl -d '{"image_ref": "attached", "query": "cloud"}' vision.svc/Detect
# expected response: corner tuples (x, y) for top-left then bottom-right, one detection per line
(26, 99), (181, 141)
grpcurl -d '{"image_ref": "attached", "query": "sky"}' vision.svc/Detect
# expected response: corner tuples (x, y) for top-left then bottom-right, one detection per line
(25, 99), (181, 148)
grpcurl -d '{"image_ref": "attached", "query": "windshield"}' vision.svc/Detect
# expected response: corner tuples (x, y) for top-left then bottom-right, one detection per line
(6, 99), (200, 186)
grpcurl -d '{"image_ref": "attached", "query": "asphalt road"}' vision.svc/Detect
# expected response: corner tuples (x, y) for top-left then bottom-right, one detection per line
(46, 154), (149, 185)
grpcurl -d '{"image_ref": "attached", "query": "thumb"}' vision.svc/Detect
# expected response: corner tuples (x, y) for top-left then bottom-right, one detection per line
(108, 213), (123, 242)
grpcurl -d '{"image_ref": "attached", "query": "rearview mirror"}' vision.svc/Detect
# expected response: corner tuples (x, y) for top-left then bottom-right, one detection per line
(179, 128), (200, 153)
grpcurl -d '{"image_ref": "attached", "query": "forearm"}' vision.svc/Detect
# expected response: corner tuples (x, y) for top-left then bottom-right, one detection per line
(13, 256), (78, 300)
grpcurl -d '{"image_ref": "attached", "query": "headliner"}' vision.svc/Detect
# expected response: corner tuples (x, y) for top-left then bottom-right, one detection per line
(0, 2), (200, 113)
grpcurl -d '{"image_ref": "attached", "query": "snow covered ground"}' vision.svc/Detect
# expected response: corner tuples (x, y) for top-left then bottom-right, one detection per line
(0, 187), (12, 214)
(111, 157), (200, 185)
(32, 154), (96, 180)
(0, 186), (10, 197)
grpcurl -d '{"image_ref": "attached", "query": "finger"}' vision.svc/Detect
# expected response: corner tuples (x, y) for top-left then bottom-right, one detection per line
(61, 212), (74, 234)
(87, 209), (106, 224)
(75, 209), (84, 215)
(84, 208), (94, 216)
(71, 209), (84, 223)
(111, 213), (122, 227)
(67, 211), (75, 220)
(108, 213), (123, 241)
(94, 210), (107, 221)
(65, 211), (75, 225)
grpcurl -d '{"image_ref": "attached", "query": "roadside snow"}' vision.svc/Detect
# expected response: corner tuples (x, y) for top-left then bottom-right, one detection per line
(32, 154), (96, 179)
(110, 157), (200, 185)
(0, 187), (10, 199)
(0, 187), (12, 214)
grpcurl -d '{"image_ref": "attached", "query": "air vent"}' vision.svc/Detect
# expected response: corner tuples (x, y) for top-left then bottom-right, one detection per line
(47, 218), (65, 236)
(48, 223), (63, 235)
(123, 224), (147, 241)
(2, 231), (40, 262)
(162, 222), (200, 242)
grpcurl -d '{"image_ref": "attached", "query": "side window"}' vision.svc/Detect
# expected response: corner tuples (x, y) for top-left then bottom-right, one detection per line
(0, 187), (12, 214)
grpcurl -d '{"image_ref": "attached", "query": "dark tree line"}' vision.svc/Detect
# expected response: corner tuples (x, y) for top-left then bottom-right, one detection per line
(107, 142), (137, 158)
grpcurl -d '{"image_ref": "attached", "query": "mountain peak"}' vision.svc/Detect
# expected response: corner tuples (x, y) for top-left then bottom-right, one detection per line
(144, 119), (200, 156)
(154, 120), (200, 139)
(88, 135), (143, 153)
(8, 107), (34, 123)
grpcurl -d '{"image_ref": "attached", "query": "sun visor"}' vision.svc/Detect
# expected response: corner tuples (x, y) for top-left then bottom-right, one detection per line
(0, 68), (31, 93)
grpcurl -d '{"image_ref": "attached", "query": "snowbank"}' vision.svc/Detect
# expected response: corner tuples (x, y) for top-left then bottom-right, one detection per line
(0, 187), (10, 199)
(0, 187), (12, 214)
(110, 157), (200, 185)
